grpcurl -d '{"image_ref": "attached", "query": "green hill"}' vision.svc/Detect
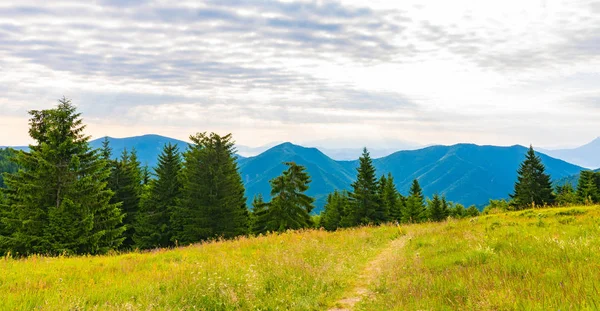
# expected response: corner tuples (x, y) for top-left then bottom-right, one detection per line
(240, 143), (584, 211)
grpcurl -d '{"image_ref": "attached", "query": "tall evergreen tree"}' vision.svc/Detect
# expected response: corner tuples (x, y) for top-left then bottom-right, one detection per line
(134, 143), (182, 249)
(250, 194), (267, 234)
(402, 179), (426, 223)
(320, 190), (350, 231)
(348, 148), (380, 225)
(109, 149), (143, 248)
(510, 146), (555, 209)
(380, 173), (402, 222)
(254, 162), (315, 234)
(428, 194), (445, 222)
(0, 98), (124, 256)
(171, 133), (248, 244)
(576, 170), (598, 204)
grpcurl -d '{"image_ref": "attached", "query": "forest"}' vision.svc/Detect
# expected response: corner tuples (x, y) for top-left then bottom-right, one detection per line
(1, 99), (599, 256)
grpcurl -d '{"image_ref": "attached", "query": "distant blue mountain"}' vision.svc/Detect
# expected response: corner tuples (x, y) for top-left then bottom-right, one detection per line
(239, 143), (585, 212)
(2, 135), (587, 212)
(90, 135), (190, 168)
(540, 137), (600, 169)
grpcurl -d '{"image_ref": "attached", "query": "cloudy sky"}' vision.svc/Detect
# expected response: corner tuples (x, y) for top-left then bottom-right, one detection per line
(1, 0), (599, 148)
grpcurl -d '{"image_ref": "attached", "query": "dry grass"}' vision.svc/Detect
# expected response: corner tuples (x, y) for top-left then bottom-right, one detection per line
(0, 226), (401, 310)
(357, 205), (600, 310)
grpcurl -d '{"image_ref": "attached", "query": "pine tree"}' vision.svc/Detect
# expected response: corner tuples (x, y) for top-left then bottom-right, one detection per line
(0, 98), (124, 256)
(380, 173), (402, 223)
(109, 149), (143, 249)
(250, 194), (267, 234)
(465, 205), (480, 217)
(254, 162), (315, 234)
(427, 194), (445, 222)
(134, 143), (182, 249)
(402, 179), (426, 223)
(576, 171), (598, 204)
(441, 197), (450, 219)
(171, 133), (249, 244)
(320, 190), (350, 231)
(510, 146), (555, 209)
(348, 148), (380, 225)
(556, 183), (578, 206)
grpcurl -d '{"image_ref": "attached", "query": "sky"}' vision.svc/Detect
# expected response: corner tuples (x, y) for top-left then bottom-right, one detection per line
(0, 0), (599, 149)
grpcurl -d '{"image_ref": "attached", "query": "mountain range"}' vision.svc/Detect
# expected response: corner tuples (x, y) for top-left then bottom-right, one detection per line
(539, 137), (600, 169)
(3, 135), (591, 212)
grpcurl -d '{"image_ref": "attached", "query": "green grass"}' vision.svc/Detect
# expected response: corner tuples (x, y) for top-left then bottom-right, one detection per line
(0, 227), (400, 310)
(2, 205), (599, 310)
(357, 205), (600, 310)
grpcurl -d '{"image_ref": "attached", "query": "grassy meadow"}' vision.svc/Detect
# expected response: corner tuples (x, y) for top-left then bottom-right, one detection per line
(1, 205), (599, 310)
(0, 226), (400, 310)
(357, 205), (600, 310)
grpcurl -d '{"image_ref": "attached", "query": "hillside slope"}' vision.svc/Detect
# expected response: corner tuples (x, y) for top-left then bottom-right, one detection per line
(238, 142), (355, 209)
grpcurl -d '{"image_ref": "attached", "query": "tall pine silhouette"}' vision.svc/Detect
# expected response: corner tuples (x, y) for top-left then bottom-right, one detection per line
(0, 98), (124, 256)
(134, 143), (182, 249)
(510, 146), (555, 209)
(402, 179), (426, 223)
(253, 162), (315, 234)
(108, 148), (143, 249)
(348, 148), (380, 225)
(171, 133), (248, 244)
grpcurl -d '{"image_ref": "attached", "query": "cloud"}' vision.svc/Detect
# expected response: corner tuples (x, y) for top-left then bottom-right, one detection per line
(0, 0), (599, 147)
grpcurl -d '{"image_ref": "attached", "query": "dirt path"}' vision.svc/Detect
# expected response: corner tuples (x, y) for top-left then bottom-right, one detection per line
(328, 235), (409, 311)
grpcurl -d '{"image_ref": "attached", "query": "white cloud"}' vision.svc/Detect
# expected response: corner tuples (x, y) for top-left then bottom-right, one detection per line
(0, 0), (599, 148)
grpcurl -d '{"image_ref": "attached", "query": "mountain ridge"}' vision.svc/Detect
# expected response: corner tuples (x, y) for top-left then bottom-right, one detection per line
(2, 135), (588, 211)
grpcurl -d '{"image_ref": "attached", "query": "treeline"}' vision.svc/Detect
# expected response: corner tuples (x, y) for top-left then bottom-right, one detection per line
(482, 147), (600, 214)
(319, 149), (480, 231)
(0, 99), (594, 256)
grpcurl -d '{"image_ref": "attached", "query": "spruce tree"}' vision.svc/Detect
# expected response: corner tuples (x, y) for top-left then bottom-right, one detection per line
(427, 194), (445, 222)
(171, 133), (248, 244)
(134, 143), (182, 249)
(320, 190), (349, 231)
(465, 205), (480, 217)
(253, 162), (315, 234)
(0, 98), (124, 256)
(380, 173), (402, 223)
(556, 183), (578, 206)
(109, 149), (143, 248)
(250, 194), (267, 234)
(510, 146), (555, 209)
(402, 179), (426, 223)
(576, 171), (598, 204)
(348, 148), (380, 225)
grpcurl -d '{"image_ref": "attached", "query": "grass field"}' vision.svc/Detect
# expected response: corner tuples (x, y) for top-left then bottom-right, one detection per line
(357, 206), (600, 310)
(1, 206), (599, 310)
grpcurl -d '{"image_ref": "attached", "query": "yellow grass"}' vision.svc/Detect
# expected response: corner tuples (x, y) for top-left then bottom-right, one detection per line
(357, 205), (600, 310)
(0, 226), (400, 310)
(2, 205), (599, 310)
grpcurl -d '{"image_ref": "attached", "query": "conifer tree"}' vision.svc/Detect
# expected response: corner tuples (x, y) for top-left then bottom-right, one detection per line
(320, 190), (350, 231)
(0, 98), (124, 255)
(427, 194), (444, 222)
(250, 194), (267, 234)
(348, 148), (380, 225)
(465, 205), (480, 217)
(576, 171), (598, 204)
(134, 143), (182, 249)
(171, 133), (248, 244)
(253, 162), (315, 234)
(510, 146), (555, 209)
(380, 173), (402, 222)
(109, 149), (143, 248)
(556, 183), (578, 206)
(402, 179), (426, 223)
